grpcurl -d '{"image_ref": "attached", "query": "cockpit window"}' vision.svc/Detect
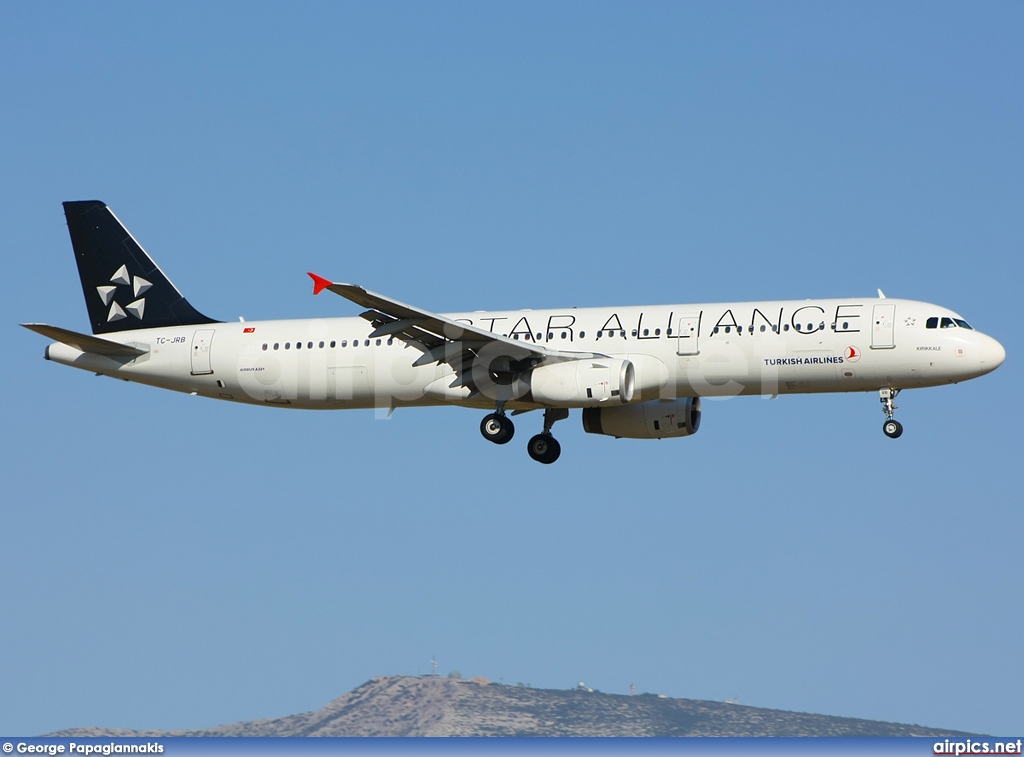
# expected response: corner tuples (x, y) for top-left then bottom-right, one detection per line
(927, 315), (973, 330)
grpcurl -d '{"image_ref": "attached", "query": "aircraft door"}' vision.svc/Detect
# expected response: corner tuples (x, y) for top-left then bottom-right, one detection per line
(676, 314), (701, 356)
(871, 304), (896, 349)
(190, 329), (215, 375)
(328, 365), (369, 402)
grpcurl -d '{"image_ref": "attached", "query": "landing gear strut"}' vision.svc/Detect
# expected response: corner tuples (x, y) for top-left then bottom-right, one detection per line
(879, 388), (903, 439)
(527, 408), (568, 465)
(480, 403), (515, 445)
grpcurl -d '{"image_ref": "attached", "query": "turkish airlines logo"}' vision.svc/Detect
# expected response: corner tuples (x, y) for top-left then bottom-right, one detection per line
(96, 264), (152, 323)
(845, 346), (861, 363)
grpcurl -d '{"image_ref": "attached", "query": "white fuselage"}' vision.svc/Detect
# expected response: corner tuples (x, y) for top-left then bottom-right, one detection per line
(44, 297), (1005, 411)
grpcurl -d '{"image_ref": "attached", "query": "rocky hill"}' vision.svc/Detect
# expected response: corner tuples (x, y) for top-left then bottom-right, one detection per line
(50, 675), (969, 737)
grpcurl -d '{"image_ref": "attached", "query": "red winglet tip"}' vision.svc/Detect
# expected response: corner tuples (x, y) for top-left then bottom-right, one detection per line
(308, 272), (333, 295)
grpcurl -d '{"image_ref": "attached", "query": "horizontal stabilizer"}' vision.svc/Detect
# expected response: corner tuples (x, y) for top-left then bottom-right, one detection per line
(21, 323), (149, 357)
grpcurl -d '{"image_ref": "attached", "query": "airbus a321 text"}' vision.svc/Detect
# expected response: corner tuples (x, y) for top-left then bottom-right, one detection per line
(23, 201), (1006, 464)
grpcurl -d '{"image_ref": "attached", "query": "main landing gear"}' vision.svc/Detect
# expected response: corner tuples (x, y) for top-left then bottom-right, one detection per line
(480, 406), (515, 445)
(527, 408), (568, 465)
(880, 387), (903, 439)
(480, 406), (568, 464)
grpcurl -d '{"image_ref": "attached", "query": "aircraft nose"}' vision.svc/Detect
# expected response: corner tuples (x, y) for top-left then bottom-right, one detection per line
(980, 334), (1006, 372)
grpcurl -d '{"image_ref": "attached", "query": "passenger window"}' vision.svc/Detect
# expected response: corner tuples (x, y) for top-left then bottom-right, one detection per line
(262, 343), (268, 351)
(319, 341), (324, 348)
(330, 341), (336, 348)
(285, 342), (290, 349)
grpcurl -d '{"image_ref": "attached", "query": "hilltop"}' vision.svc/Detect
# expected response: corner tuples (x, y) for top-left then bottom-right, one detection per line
(49, 675), (972, 737)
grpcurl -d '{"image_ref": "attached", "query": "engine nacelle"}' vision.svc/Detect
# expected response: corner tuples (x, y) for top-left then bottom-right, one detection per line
(582, 397), (702, 439)
(519, 358), (635, 407)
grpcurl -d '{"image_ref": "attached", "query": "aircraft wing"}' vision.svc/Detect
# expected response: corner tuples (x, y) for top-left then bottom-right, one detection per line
(308, 273), (598, 372)
(21, 323), (149, 357)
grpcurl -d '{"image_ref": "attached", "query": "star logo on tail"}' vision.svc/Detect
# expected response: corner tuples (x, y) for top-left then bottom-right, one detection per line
(96, 264), (152, 323)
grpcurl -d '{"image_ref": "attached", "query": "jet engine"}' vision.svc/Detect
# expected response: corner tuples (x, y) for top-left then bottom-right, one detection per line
(582, 397), (702, 439)
(518, 358), (635, 407)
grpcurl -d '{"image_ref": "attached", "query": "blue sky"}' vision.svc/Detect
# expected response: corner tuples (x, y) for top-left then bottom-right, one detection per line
(1, 1), (1021, 738)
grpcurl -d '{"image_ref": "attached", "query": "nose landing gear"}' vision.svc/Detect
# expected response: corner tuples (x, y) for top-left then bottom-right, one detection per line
(880, 388), (903, 438)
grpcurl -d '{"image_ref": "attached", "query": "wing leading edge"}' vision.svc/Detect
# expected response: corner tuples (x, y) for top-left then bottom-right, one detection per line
(308, 273), (602, 394)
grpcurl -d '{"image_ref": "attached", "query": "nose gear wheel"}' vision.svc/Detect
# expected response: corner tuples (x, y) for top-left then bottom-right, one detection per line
(879, 388), (903, 439)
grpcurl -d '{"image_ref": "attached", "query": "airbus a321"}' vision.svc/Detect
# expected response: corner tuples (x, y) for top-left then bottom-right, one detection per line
(23, 201), (1006, 464)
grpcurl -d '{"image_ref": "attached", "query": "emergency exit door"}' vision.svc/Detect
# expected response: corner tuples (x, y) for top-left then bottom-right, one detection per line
(190, 329), (215, 375)
(676, 314), (701, 356)
(871, 304), (896, 349)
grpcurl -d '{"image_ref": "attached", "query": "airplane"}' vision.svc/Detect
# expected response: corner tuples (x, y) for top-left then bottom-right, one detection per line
(23, 201), (1006, 464)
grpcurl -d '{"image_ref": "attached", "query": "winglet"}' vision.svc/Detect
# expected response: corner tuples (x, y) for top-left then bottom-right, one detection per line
(308, 272), (334, 296)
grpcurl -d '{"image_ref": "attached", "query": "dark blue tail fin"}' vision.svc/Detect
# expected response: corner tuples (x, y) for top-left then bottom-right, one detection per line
(64, 201), (219, 335)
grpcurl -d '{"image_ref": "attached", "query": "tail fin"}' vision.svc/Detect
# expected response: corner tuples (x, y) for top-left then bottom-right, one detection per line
(64, 200), (219, 335)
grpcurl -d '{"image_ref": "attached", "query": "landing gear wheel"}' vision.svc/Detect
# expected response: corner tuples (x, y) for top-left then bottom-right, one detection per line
(527, 433), (561, 464)
(883, 419), (903, 439)
(879, 388), (903, 439)
(480, 413), (514, 445)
